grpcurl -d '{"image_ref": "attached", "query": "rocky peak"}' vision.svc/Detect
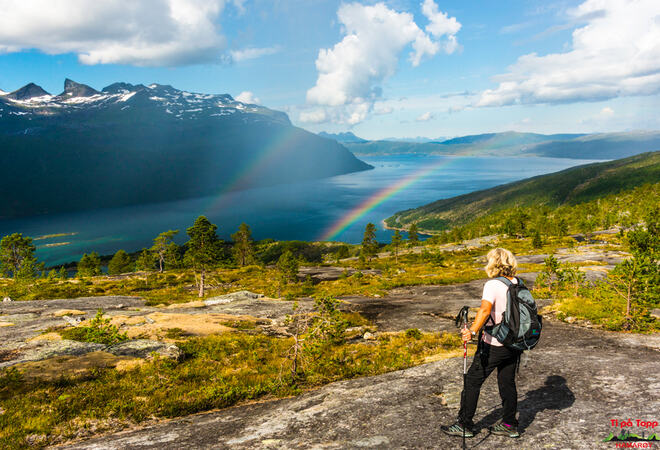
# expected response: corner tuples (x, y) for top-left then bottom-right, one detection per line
(61, 78), (99, 97)
(102, 82), (147, 94)
(6, 82), (51, 100)
(147, 83), (179, 95)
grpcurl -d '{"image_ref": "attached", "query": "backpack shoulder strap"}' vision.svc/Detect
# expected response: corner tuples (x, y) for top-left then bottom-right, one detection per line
(496, 276), (512, 287)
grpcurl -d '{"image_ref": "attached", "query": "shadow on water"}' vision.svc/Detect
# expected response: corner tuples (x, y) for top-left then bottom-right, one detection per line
(470, 375), (575, 448)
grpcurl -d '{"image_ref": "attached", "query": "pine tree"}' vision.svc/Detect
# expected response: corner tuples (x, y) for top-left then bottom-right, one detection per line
(77, 252), (102, 277)
(15, 254), (42, 282)
(277, 250), (299, 284)
(391, 230), (402, 263)
(108, 250), (133, 275)
(335, 245), (350, 262)
(164, 242), (181, 270)
(151, 230), (179, 273)
(0, 233), (37, 279)
(608, 207), (660, 329)
(408, 223), (419, 245)
(231, 222), (255, 267)
(362, 223), (378, 260)
(135, 249), (155, 272)
(556, 217), (569, 236)
(58, 266), (68, 279)
(185, 216), (221, 297)
(532, 230), (543, 248)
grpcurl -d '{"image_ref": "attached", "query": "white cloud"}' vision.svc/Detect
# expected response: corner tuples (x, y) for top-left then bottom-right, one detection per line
(0, 0), (245, 66)
(416, 111), (433, 121)
(299, 109), (328, 124)
(374, 104), (394, 115)
(477, 0), (660, 107)
(235, 91), (260, 104)
(306, 1), (460, 124)
(230, 46), (281, 62)
(600, 106), (614, 116)
(421, 0), (461, 54)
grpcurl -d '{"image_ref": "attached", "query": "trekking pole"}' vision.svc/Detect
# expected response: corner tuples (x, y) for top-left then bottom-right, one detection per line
(455, 306), (470, 450)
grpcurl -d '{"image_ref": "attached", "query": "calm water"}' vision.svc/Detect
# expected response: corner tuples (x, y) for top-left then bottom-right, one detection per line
(0, 155), (600, 266)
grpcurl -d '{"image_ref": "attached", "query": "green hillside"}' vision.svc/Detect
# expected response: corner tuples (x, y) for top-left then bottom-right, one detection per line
(386, 151), (660, 236)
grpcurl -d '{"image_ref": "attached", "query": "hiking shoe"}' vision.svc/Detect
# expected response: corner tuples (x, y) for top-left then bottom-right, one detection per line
(489, 421), (520, 438)
(441, 423), (474, 438)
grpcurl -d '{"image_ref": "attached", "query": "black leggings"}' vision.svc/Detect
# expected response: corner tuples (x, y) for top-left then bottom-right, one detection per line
(458, 342), (520, 428)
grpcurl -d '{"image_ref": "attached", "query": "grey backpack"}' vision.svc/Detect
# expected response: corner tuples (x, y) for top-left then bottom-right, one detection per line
(485, 277), (542, 351)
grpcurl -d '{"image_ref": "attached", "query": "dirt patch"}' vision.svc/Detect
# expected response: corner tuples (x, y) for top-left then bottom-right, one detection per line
(27, 332), (63, 342)
(165, 301), (206, 309)
(115, 358), (147, 372)
(13, 351), (134, 381)
(54, 309), (87, 317)
(106, 312), (267, 339)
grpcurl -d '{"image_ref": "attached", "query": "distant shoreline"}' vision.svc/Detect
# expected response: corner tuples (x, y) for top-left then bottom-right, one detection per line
(34, 232), (78, 241)
(380, 219), (437, 236)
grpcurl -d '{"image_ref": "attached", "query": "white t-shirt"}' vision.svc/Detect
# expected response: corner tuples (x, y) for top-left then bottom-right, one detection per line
(481, 277), (518, 347)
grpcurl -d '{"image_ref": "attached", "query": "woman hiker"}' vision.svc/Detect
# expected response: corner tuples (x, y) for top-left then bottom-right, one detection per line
(441, 247), (522, 439)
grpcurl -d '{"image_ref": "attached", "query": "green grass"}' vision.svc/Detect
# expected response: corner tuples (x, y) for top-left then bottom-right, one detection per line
(0, 331), (461, 448)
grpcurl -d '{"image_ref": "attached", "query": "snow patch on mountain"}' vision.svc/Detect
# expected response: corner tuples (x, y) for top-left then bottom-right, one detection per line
(7, 95), (56, 106)
(119, 92), (136, 102)
(62, 94), (109, 104)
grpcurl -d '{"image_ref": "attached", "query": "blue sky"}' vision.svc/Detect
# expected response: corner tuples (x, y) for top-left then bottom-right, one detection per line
(1, 0), (658, 139)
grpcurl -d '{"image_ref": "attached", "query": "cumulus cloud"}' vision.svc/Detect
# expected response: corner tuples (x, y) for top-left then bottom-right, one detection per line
(235, 91), (260, 104)
(477, 0), (660, 107)
(416, 111), (433, 121)
(299, 109), (328, 124)
(306, 1), (460, 124)
(0, 0), (246, 66)
(230, 46), (281, 62)
(421, 0), (461, 54)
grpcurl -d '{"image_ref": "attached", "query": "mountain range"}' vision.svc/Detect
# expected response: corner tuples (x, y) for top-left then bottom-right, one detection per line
(318, 131), (368, 144)
(328, 130), (660, 160)
(0, 80), (371, 219)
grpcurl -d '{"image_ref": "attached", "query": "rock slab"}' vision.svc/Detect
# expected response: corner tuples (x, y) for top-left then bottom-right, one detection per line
(60, 320), (659, 449)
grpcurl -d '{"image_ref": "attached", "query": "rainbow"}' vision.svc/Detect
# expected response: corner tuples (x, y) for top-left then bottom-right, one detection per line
(204, 129), (303, 214)
(319, 156), (459, 241)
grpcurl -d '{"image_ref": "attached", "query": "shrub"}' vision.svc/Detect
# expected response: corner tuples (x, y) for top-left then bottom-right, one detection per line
(59, 309), (128, 345)
(405, 328), (423, 339)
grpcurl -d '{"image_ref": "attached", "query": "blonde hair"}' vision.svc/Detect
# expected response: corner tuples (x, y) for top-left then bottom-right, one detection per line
(485, 248), (517, 278)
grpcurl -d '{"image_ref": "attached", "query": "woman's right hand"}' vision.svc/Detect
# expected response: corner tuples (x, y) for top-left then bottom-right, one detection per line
(461, 328), (472, 342)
